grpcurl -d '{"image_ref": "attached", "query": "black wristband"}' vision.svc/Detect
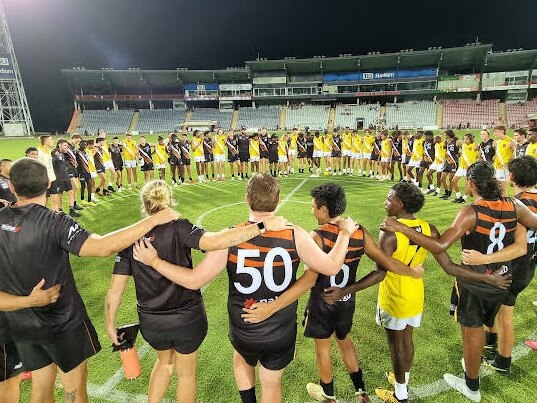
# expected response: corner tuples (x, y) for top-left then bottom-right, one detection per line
(257, 221), (267, 234)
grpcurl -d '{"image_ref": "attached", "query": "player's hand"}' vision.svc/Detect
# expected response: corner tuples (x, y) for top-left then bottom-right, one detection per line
(410, 264), (424, 279)
(461, 249), (488, 265)
(241, 302), (275, 324)
(337, 217), (356, 234)
(133, 238), (158, 266)
(151, 207), (180, 226)
(27, 279), (61, 307)
(106, 324), (123, 346)
(380, 217), (405, 233)
(486, 270), (512, 290)
(323, 287), (344, 305)
(264, 215), (293, 232)
(0, 198), (11, 207)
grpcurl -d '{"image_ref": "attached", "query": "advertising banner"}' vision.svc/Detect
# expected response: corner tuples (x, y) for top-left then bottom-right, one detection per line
(184, 83), (219, 91)
(438, 74), (479, 92)
(324, 68), (436, 83)
(0, 53), (16, 81)
(219, 83), (252, 91)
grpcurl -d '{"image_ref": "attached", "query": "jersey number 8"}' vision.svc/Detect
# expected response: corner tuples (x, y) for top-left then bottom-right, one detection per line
(487, 222), (507, 254)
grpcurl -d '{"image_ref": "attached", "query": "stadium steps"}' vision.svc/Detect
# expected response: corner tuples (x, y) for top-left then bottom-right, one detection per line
(436, 103), (443, 127)
(231, 109), (239, 130)
(380, 106), (386, 127)
(499, 102), (507, 125)
(129, 111), (139, 133)
(328, 107), (336, 130)
(185, 111), (193, 122)
(67, 109), (81, 134)
(279, 107), (286, 129)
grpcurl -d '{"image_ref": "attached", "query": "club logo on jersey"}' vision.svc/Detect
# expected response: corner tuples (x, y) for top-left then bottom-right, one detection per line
(243, 298), (256, 309)
(1, 223), (20, 232)
(67, 224), (84, 244)
(486, 264), (509, 276)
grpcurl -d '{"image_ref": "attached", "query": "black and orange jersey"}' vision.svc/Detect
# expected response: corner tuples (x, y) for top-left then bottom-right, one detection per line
(309, 223), (365, 305)
(516, 191), (537, 262)
(227, 224), (300, 343)
(460, 198), (517, 294)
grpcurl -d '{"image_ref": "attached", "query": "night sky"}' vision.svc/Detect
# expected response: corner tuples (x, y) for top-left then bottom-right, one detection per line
(4, 0), (537, 132)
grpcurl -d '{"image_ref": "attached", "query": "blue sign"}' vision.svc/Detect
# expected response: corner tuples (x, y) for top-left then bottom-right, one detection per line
(0, 53), (16, 81)
(184, 83), (218, 91)
(323, 68), (437, 83)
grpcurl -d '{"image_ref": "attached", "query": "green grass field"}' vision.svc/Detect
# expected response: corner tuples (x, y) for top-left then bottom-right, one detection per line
(1, 134), (536, 402)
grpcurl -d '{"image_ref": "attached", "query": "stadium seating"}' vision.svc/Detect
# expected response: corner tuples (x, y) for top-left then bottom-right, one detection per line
(78, 110), (134, 134)
(334, 104), (380, 129)
(385, 101), (436, 129)
(505, 99), (537, 127)
(441, 99), (500, 129)
(190, 108), (233, 129)
(285, 105), (330, 130)
(136, 109), (186, 133)
(237, 106), (280, 130)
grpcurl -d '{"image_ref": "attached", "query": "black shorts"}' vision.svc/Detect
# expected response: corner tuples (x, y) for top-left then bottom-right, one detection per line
(78, 173), (91, 183)
(181, 158), (191, 166)
(67, 164), (77, 178)
(169, 158), (180, 166)
(228, 154), (239, 163)
(95, 166), (105, 174)
(450, 281), (505, 328)
(307, 149), (314, 159)
(113, 162), (123, 171)
(204, 154), (214, 163)
(504, 256), (536, 306)
(48, 179), (72, 195)
(260, 151), (269, 159)
(269, 154), (278, 164)
(239, 152), (250, 163)
(298, 152), (307, 159)
(443, 162), (457, 174)
(303, 300), (355, 340)
(420, 161), (432, 170)
(370, 153), (379, 161)
(15, 319), (101, 373)
(331, 151), (342, 158)
(140, 315), (207, 354)
(392, 155), (402, 162)
(1, 339), (23, 382)
(140, 163), (154, 172)
(229, 325), (296, 371)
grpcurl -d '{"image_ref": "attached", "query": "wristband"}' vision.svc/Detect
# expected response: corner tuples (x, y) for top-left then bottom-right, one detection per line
(257, 221), (267, 234)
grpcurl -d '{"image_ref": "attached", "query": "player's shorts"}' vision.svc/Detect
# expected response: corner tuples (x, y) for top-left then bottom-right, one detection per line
(140, 314), (208, 354)
(370, 153), (379, 161)
(228, 154), (239, 163)
(229, 325), (296, 371)
(381, 157), (390, 163)
(124, 160), (137, 169)
(363, 152), (372, 160)
(268, 154), (278, 164)
(169, 158), (180, 166)
(48, 179), (72, 195)
(376, 306), (422, 331)
(154, 163), (166, 170)
(503, 256), (536, 306)
(288, 149), (296, 156)
(78, 173), (91, 183)
(342, 150), (352, 157)
(0, 339), (23, 382)
(455, 167), (467, 177)
(408, 159), (421, 168)
(140, 163), (154, 172)
(298, 151), (307, 159)
(391, 154), (402, 162)
(95, 166), (105, 174)
(113, 161), (123, 171)
(324, 152), (332, 157)
(90, 172), (98, 179)
(402, 154), (410, 164)
(278, 156), (288, 163)
(429, 162), (443, 172)
(307, 148), (314, 159)
(312, 151), (324, 158)
(495, 168), (509, 182)
(260, 151), (270, 159)
(250, 157), (260, 162)
(443, 162), (458, 174)
(332, 151), (342, 158)
(304, 300), (355, 340)
(194, 156), (206, 163)
(104, 160), (114, 170)
(239, 152), (250, 163)
(181, 158), (191, 166)
(449, 281), (504, 328)
(420, 161), (431, 169)
(67, 164), (77, 178)
(204, 154), (214, 163)
(214, 154), (226, 163)
(15, 319), (101, 373)
(353, 152), (362, 160)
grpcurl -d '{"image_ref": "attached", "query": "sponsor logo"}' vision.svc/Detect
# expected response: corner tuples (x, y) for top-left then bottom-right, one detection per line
(115, 256), (121, 263)
(363, 72), (374, 80)
(67, 224), (80, 244)
(13, 362), (23, 370)
(1, 223), (20, 232)
(0, 68), (14, 75)
(0, 58), (8, 66)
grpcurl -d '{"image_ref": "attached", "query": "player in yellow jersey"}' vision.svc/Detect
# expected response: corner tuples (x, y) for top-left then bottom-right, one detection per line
(249, 133), (261, 174)
(191, 130), (205, 183)
(527, 129), (537, 157)
(493, 125), (515, 196)
(379, 131), (392, 181)
(277, 133), (289, 176)
(311, 131), (324, 176)
(407, 131), (424, 184)
(363, 130), (375, 177)
(451, 133), (479, 203)
(323, 130), (332, 174)
(426, 136), (446, 196)
(122, 132), (138, 189)
(153, 136), (168, 180)
(288, 128), (299, 174)
(353, 130), (364, 176)
(97, 131), (117, 192)
(340, 127), (352, 175)
(213, 128), (227, 180)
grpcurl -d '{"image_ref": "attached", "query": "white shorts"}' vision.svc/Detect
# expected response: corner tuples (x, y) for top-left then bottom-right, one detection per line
(214, 154), (226, 163)
(363, 152), (372, 160)
(342, 150), (353, 157)
(288, 149), (296, 156)
(124, 160), (137, 169)
(324, 152), (332, 157)
(353, 152), (362, 160)
(155, 163), (166, 169)
(104, 160), (114, 170)
(194, 156), (206, 163)
(381, 157), (390, 163)
(90, 172), (97, 179)
(408, 159), (421, 168)
(376, 306), (422, 331)
(455, 168), (467, 177)
(495, 168), (509, 182)
(402, 154), (410, 164)
(313, 151), (324, 158)
(278, 156), (288, 163)
(429, 162), (444, 172)
(250, 157), (260, 162)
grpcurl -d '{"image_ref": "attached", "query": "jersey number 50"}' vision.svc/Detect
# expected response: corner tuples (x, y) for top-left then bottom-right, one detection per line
(234, 248), (293, 294)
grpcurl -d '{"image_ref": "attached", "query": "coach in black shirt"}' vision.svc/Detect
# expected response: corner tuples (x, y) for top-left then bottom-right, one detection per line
(0, 159), (16, 207)
(0, 158), (179, 403)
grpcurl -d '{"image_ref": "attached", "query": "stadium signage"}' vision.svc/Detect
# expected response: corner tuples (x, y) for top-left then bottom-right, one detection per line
(324, 68), (436, 83)
(219, 83), (252, 91)
(0, 53), (15, 81)
(357, 91), (400, 96)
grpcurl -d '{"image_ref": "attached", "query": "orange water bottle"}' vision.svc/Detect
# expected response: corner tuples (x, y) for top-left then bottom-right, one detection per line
(119, 338), (141, 380)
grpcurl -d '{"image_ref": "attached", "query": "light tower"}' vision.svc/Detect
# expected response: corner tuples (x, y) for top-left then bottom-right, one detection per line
(0, 1), (33, 135)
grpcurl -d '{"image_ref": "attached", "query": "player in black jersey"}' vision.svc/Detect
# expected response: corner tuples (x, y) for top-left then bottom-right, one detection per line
(238, 129), (251, 179)
(53, 140), (78, 217)
(306, 132), (314, 172)
(180, 133), (194, 183)
(106, 179), (290, 403)
(419, 131), (435, 191)
(203, 130), (215, 181)
(390, 131), (403, 181)
(297, 132), (308, 173)
(439, 130), (461, 199)
(0, 159), (16, 207)
(259, 128), (270, 174)
(76, 140), (95, 204)
(139, 136), (155, 182)
(109, 137), (124, 191)
(331, 131), (342, 175)
(514, 128), (529, 158)
(133, 174), (359, 403)
(90, 138), (109, 198)
(382, 161), (536, 402)
(479, 130), (495, 163)
(66, 134), (84, 211)
(267, 134), (279, 177)
(167, 133), (183, 186)
(0, 158), (179, 403)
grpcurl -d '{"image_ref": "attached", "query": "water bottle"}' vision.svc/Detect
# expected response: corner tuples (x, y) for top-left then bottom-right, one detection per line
(119, 338), (141, 380)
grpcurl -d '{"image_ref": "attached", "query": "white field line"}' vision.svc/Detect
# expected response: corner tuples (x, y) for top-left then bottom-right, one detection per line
(275, 178), (308, 213)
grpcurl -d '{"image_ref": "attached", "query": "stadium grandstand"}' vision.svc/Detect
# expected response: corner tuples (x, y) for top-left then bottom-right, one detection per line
(62, 44), (537, 133)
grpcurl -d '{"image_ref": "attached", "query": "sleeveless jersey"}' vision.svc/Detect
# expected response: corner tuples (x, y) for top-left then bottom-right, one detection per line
(313, 136), (324, 152)
(381, 139), (391, 159)
(191, 137), (204, 157)
(494, 137), (514, 168)
(480, 139), (495, 162)
(214, 134), (227, 155)
(392, 137), (402, 157)
(405, 137), (414, 157)
(516, 191), (537, 262)
(378, 217), (431, 318)
(423, 138), (435, 162)
(278, 139), (288, 157)
(526, 143), (537, 158)
(227, 226), (300, 343)
(332, 135), (342, 152)
(249, 139), (260, 158)
(460, 199), (517, 294)
(342, 132), (352, 151)
(515, 142), (529, 158)
(352, 134), (363, 153)
(364, 135), (375, 153)
(323, 134), (332, 152)
(289, 133), (298, 150)
(446, 139), (460, 164)
(203, 138), (213, 157)
(459, 143), (479, 169)
(122, 139), (137, 161)
(227, 136), (239, 156)
(101, 140), (112, 163)
(434, 142), (446, 164)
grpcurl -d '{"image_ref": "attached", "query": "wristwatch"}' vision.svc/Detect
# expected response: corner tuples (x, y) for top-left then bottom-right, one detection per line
(257, 221), (267, 234)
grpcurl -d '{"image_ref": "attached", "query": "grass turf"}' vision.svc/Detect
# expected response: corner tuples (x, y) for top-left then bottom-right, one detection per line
(0, 135), (536, 402)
